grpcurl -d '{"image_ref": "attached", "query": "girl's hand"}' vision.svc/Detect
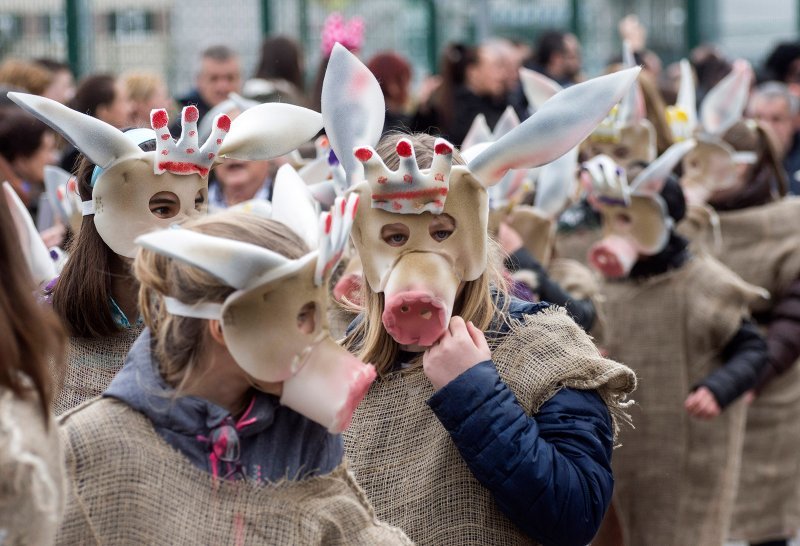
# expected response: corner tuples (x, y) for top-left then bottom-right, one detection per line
(423, 317), (491, 390)
(684, 386), (721, 420)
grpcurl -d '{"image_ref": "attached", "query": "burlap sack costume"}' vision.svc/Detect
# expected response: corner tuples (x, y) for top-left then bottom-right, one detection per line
(679, 198), (800, 542)
(56, 397), (411, 545)
(50, 324), (143, 416)
(599, 253), (763, 545)
(0, 388), (64, 546)
(343, 307), (635, 546)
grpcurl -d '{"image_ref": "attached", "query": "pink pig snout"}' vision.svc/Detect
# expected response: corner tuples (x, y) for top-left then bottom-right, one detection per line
(381, 252), (459, 347)
(589, 235), (638, 279)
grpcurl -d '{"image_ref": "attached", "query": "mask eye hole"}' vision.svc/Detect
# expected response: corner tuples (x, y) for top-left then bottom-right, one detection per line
(296, 302), (317, 334)
(428, 213), (456, 243)
(380, 223), (410, 247)
(194, 189), (207, 211)
(615, 212), (633, 230)
(149, 191), (180, 219)
(613, 146), (630, 160)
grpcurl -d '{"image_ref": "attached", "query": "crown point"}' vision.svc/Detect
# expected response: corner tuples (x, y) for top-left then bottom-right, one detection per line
(216, 115), (231, 132)
(151, 109), (168, 129)
(434, 142), (452, 155)
(354, 147), (373, 162)
(396, 140), (412, 157)
(184, 106), (199, 123)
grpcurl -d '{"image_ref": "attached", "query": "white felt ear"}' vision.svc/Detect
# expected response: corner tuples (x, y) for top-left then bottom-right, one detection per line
(461, 114), (492, 150)
(8, 92), (143, 169)
(271, 164), (321, 250)
(700, 59), (752, 136)
(535, 146), (579, 217)
(518, 67), (562, 112)
(618, 41), (645, 125)
(135, 228), (294, 291)
(321, 43), (385, 184)
(630, 138), (697, 196)
(492, 106), (521, 139)
(469, 67), (641, 187)
(218, 103), (323, 161)
(43, 165), (73, 225)
(3, 182), (56, 285)
(676, 59), (698, 132)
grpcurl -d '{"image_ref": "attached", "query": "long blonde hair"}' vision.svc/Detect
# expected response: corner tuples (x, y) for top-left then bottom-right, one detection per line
(133, 211), (307, 390)
(342, 132), (510, 375)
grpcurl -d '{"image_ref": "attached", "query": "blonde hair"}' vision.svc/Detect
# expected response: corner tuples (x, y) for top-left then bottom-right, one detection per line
(122, 71), (166, 103)
(0, 58), (52, 95)
(342, 132), (510, 375)
(134, 211), (307, 390)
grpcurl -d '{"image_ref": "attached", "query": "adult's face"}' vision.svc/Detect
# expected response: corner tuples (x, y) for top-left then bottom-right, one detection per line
(559, 34), (582, 81)
(12, 132), (58, 185)
(197, 57), (242, 107)
(214, 158), (270, 206)
(96, 80), (132, 129)
(468, 48), (505, 98)
(749, 95), (795, 155)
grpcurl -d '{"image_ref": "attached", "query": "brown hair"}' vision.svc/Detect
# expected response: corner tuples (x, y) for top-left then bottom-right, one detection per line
(254, 36), (305, 92)
(48, 133), (156, 338)
(69, 74), (117, 117)
(0, 187), (65, 420)
(0, 108), (51, 162)
(342, 132), (509, 375)
(134, 211), (307, 390)
(367, 52), (412, 106)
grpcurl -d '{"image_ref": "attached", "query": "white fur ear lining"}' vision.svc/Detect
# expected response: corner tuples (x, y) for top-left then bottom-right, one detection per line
(700, 59), (752, 136)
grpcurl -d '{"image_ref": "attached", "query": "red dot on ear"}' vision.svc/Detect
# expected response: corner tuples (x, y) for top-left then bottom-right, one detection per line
(217, 115), (231, 132)
(184, 106), (199, 123)
(151, 110), (168, 129)
(396, 140), (412, 157)
(434, 142), (452, 155)
(354, 148), (372, 162)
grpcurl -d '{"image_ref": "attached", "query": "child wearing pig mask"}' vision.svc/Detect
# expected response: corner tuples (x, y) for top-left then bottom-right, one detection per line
(584, 146), (768, 546)
(325, 42), (640, 545)
(55, 209), (412, 545)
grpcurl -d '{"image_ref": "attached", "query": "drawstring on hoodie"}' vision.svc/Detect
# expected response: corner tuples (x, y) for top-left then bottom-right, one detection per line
(197, 397), (258, 480)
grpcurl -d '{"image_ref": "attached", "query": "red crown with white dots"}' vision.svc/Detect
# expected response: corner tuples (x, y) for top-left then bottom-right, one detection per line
(150, 105), (231, 177)
(354, 137), (454, 215)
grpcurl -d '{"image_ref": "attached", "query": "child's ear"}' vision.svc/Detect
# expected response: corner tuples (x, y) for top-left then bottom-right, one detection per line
(207, 319), (227, 347)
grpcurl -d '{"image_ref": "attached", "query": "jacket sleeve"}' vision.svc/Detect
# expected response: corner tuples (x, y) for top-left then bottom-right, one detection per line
(756, 277), (800, 391)
(505, 248), (596, 332)
(427, 360), (613, 546)
(694, 319), (768, 407)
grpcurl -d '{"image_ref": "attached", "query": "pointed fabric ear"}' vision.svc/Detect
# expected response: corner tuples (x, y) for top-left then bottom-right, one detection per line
(535, 146), (579, 217)
(217, 103), (323, 161)
(461, 114), (492, 150)
(8, 92), (143, 169)
(617, 41), (645, 125)
(43, 165), (72, 225)
(676, 59), (698, 132)
(469, 67), (641, 187)
(135, 228), (293, 291)
(3, 182), (56, 285)
(630, 138), (697, 196)
(270, 164), (321, 250)
(492, 106), (521, 139)
(321, 42), (385, 184)
(701, 59), (752, 136)
(518, 67), (562, 112)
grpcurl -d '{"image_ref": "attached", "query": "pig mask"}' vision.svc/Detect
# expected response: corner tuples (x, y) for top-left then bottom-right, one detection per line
(9, 92), (323, 258)
(136, 194), (376, 434)
(585, 140), (697, 279)
(666, 59), (758, 205)
(322, 43), (641, 347)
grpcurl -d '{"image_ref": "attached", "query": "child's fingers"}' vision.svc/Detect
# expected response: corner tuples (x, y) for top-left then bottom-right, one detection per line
(466, 321), (487, 349)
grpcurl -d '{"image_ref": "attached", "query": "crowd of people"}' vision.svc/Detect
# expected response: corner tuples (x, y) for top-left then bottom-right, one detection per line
(3, 10), (800, 546)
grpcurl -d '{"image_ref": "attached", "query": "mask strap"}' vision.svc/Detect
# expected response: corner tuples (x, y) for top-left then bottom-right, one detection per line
(164, 296), (223, 320)
(732, 151), (757, 164)
(81, 200), (95, 216)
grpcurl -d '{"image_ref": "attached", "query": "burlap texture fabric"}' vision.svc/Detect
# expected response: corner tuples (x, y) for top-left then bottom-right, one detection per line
(553, 227), (602, 265)
(548, 257), (607, 340)
(598, 254), (762, 546)
(343, 307), (636, 546)
(51, 324), (143, 416)
(680, 199), (800, 542)
(56, 397), (412, 545)
(0, 388), (64, 546)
